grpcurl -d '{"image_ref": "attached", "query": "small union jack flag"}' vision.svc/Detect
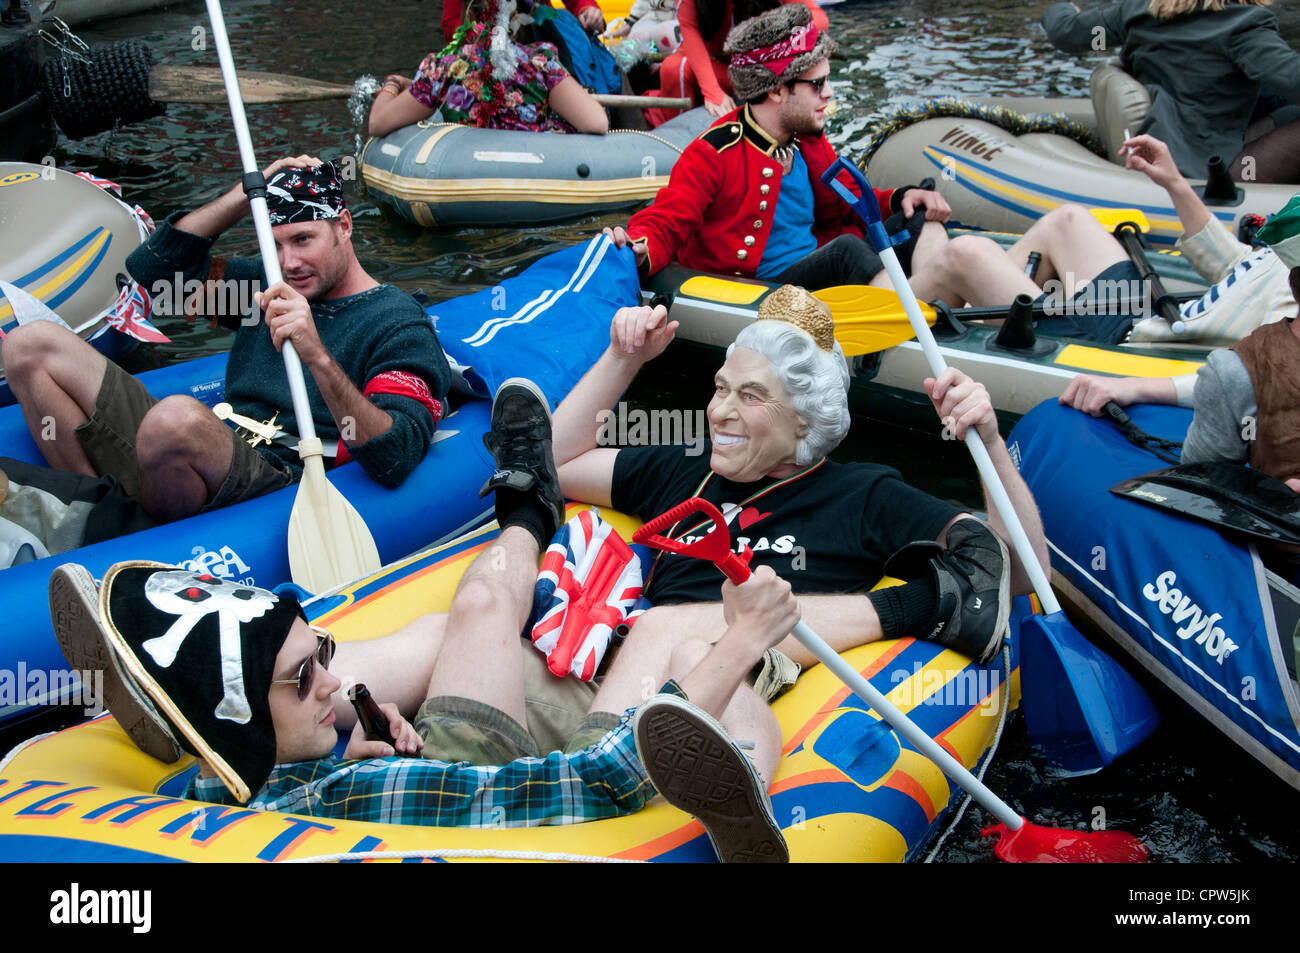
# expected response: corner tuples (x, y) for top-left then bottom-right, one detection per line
(530, 510), (652, 681)
(102, 281), (171, 343)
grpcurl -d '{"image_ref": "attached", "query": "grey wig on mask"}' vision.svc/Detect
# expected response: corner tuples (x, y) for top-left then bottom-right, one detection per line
(727, 321), (851, 465)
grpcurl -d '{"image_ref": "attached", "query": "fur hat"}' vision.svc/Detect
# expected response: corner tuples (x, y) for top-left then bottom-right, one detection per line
(725, 4), (837, 104)
(98, 561), (305, 803)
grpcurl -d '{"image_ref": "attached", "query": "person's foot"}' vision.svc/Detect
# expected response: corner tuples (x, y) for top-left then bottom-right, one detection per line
(634, 694), (788, 863)
(49, 563), (183, 763)
(479, 378), (565, 543)
(926, 517), (1011, 663)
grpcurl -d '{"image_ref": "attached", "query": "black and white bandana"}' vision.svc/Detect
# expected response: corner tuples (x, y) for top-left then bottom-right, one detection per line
(265, 160), (345, 226)
(99, 561), (306, 803)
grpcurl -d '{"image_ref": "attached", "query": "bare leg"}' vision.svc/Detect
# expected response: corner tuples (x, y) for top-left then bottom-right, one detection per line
(134, 396), (238, 521)
(1004, 204), (1126, 290)
(2, 322), (108, 474)
(424, 525), (539, 727)
(898, 235), (1041, 308)
(907, 221), (950, 276)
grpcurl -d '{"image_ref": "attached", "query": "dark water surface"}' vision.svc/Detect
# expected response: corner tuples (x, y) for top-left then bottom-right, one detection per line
(37, 0), (1300, 865)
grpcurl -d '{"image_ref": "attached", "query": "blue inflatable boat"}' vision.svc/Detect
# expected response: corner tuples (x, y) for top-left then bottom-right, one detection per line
(1008, 400), (1300, 790)
(0, 236), (641, 731)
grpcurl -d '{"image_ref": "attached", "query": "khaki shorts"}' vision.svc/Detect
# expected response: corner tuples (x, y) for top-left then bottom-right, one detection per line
(75, 360), (295, 508)
(413, 638), (622, 765)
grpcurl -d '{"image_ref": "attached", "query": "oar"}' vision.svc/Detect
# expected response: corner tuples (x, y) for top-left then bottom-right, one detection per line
(1088, 207), (1186, 334)
(814, 284), (931, 356)
(203, 0), (381, 592)
(632, 497), (1149, 862)
(147, 65), (691, 109)
(821, 158), (1161, 776)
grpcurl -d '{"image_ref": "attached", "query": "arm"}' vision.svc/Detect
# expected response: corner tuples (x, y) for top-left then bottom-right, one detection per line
(1182, 350), (1256, 465)
(926, 367), (1049, 595)
(676, 0), (731, 109)
(1041, 1), (1127, 55)
(1227, 12), (1300, 103)
(548, 75), (610, 134)
(622, 140), (723, 275)
(555, 304), (679, 502)
(1122, 134), (1212, 238)
(564, 0), (607, 34)
(368, 79), (434, 138)
(1059, 372), (1182, 416)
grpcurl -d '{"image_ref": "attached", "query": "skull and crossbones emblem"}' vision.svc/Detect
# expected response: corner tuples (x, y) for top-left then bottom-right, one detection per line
(142, 570), (279, 725)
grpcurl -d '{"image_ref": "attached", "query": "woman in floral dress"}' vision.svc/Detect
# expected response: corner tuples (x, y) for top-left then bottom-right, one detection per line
(368, 0), (608, 136)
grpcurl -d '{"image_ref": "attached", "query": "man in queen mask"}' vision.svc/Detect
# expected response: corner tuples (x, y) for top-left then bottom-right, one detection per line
(2, 157), (450, 522)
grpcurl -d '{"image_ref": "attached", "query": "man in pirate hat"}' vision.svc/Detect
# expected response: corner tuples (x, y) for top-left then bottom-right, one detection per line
(4, 156), (450, 523)
(547, 286), (1046, 702)
(602, 4), (950, 292)
(53, 378), (796, 860)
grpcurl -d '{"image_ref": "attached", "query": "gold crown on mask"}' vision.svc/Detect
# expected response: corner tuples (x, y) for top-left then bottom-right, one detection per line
(755, 285), (835, 352)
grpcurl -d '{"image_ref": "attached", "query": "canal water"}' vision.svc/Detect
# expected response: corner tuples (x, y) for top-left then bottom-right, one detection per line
(35, 0), (1300, 864)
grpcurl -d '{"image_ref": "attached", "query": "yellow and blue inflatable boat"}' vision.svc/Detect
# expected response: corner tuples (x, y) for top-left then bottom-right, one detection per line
(0, 506), (1020, 862)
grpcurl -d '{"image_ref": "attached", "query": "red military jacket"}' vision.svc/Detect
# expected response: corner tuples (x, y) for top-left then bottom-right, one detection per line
(627, 105), (899, 278)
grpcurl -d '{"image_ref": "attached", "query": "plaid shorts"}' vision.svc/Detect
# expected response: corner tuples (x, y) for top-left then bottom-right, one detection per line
(74, 360), (294, 509)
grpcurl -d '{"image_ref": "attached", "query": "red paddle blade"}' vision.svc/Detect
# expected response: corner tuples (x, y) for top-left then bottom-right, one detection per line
(982, 820), (1150, 863)
(631, 497), (753, 583)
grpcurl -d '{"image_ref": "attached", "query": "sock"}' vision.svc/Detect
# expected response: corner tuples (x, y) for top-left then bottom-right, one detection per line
(869, 574), (939, 639)
(495, 488), (553, 551)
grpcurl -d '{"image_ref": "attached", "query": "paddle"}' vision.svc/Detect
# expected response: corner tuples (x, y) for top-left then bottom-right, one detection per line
(821, 158), (1161, 776)
(1113, 462), (1300, 546)
(632, 497), (1149, 862)
(203, 0), (381, 593)
(147, 65), (691, 109)
(813, 284), (930, 356)
(1090, 207), (1187, 334)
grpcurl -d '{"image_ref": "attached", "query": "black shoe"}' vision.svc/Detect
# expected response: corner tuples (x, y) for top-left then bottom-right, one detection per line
(634, 694), (788, 863)
(927, 517), (1010, 663)
(479, 378), (564, 539)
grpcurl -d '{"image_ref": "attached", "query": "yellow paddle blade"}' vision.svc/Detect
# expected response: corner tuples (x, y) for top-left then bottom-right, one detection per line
(813, 285), (934, 357)
(1088, 207), (1150, 232)
(287, 456), (381, 594)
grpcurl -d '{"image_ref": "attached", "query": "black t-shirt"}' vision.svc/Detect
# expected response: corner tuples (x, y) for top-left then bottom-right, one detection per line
(612, 443), (962, 605)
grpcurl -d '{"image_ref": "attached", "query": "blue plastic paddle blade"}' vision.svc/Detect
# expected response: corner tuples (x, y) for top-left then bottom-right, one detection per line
(1020, 610), (1161, 773)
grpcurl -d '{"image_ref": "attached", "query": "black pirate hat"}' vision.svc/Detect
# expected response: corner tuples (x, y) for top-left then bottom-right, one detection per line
(98, 560), (305, 803)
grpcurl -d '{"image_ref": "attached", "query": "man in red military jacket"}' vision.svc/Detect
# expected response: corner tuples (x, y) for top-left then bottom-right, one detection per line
(605, 3), (950, 289)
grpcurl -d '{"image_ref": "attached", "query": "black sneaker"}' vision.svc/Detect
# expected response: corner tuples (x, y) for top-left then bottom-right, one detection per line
(634, 694), (788, 863)
(479, 378), (565, 538)
(927, 517), (1010, 663)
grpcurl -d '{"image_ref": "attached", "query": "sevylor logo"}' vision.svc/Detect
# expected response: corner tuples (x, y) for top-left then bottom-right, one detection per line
(1141, 570), (1240, 664)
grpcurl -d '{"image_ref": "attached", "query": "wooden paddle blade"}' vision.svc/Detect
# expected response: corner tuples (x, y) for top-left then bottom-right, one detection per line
(287, 457), (381, 594)
(149, 65), (355, 104)
(813, 285), (934, 357)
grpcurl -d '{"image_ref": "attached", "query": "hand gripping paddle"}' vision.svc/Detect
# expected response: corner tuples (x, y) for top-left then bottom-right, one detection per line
(634, 497), (1149, 862)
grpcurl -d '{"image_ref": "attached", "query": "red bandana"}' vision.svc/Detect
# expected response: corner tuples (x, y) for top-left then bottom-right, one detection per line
(730, 21), (819, 75)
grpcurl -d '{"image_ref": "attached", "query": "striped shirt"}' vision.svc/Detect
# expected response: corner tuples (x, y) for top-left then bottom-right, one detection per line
(187, 689), (682, 827)
(1127, 219), (1294, 347)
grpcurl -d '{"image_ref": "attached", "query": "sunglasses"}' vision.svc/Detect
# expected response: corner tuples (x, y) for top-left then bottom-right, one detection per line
(270, 626), (336, 701)
(789, 75), (831, 94)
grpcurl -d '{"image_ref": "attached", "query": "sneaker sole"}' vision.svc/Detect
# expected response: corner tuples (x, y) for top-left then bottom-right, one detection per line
(634, 695), (788, 863)
(49, 565), (183, 763)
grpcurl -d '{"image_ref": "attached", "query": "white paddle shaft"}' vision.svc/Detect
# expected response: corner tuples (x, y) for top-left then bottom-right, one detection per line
(204, 0), (318, 448)
(789, 619), (1022, 829)
(876, 249), (1062, 615)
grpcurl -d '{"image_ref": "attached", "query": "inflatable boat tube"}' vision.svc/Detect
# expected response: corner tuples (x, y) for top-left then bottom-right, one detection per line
(360, 108), (712, 227)
(0, 505), (1021, 862)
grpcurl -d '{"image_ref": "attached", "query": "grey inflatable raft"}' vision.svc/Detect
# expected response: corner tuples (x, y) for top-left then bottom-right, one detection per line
(360, 107), (712, 227)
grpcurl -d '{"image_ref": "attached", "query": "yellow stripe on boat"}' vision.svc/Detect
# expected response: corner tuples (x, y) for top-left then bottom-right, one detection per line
(678, 275), (766, 306)
(362, 166), (668, 206)
(1055, 344), (1203, 377)
(0, 230), (111, 324)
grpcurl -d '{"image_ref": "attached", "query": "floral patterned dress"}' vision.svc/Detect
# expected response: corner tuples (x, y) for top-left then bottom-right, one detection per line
(408, 28), (575, 133)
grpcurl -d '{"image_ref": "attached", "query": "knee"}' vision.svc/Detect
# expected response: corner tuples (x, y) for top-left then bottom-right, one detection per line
(939, 234), (1001, 276)
(1042, 203), (1091, 234)
(1, 322), (80, 383)
(666, 638), (712, 680)
(135, 396), (214, 466)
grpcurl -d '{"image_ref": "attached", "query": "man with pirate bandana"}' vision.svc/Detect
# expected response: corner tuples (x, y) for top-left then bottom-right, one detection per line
(603, 4), (951, 293)
(3, 157), (450, 522)
(52, 379), (796, 860)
